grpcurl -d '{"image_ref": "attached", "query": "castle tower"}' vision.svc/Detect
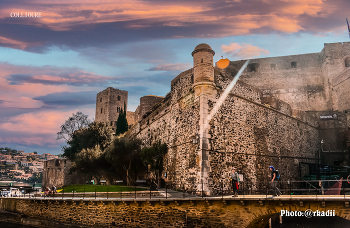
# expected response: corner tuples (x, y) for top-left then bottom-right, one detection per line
(192, 43), (216, 194)
(95, 87), (128, 131)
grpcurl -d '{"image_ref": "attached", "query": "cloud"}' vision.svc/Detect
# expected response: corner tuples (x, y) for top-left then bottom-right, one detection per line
(0, 0), (344, 52)
(221, 42), (269, 59)
(7, 71), (114, 86)
(0, 107), (96, 149)
(33, 91), (97, 107)
(0, 110), (71, 146)
(147, 63), (191, 71)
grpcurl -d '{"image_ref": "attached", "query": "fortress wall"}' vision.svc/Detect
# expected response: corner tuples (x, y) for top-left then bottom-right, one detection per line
(229, 53), (333, 111)
(323, 42), (350, 81)
(42, 159), (86, 189)
(139, 95), (164, 118)
(207, 86), (319, 193)
(171, 68), (194, 102)
(131, 69), (201, 190)
(131, 66), (320, 193)
(137, 99), (200, 190)
(332, 68), (350, 112)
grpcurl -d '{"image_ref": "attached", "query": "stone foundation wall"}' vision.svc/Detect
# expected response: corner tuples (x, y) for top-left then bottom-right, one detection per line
(2, 198), (350, 228)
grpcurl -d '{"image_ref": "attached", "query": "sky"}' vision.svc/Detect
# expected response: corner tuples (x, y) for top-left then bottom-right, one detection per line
(0, 0), (349, 155)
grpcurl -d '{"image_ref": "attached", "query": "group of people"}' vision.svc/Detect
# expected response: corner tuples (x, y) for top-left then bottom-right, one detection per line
(230, 165), (281, 197)
(44, 186), (57, 196)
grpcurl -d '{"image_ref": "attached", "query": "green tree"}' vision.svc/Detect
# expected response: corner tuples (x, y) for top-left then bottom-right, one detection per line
(62, 121), (114, 183)
(105, 137), (145, 186)
(57, 112), (91, 142)
(62, 121), (114, 160)
(72, 145), (107, 184)
(141, 141), (168, 183)
(116, 103), (128, 135)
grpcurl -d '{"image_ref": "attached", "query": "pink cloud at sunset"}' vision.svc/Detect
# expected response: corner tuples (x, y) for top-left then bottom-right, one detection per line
(221, 43), (269, 59)
(0, 107), (95, 147)
(0, 0), (341, 38)
(0, 62), (115, 111)
(0, 36), (42, 50)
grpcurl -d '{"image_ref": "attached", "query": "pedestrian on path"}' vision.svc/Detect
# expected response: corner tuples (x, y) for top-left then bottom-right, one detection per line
(269, 166), (282, 196)
(231, 167), (239, 197)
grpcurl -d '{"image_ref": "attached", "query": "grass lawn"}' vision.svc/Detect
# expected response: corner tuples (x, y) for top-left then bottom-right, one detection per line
(57, 184), (147, 193)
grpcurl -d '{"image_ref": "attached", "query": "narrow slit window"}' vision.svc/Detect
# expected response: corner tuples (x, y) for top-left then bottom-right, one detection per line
(101, 108), (103, 114)
(345, 57), (350, 67)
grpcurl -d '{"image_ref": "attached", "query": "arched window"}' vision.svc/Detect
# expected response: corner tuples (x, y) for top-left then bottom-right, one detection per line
(117, 95), (121, 101)
(100, 97), (102, 102)
(345, 57), (350, 67)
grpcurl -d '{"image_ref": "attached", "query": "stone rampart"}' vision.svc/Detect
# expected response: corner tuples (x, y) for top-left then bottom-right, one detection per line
(2, 198), (350, 228)
(130, 66), (319, 194)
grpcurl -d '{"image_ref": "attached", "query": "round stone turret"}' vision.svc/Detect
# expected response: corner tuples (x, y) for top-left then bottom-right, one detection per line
(192, 43), (215, 84)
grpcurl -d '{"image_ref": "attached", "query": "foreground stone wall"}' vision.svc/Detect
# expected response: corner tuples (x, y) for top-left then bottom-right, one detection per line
(2, 198), (350, 228)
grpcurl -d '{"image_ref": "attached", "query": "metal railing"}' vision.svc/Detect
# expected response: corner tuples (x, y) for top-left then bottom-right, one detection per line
(2, 179), (349, 200)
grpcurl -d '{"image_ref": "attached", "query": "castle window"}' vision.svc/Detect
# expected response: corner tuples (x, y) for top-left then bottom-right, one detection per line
(345, 57), (350, 67)
(101, 108), (103, 114)
(201, 58), (203, 63)
(117, 107), (120, 113)
(291, 62), (297, 68)
(247, 63), (259, 72)
(100, 97), (102, 102)
(110, 122), (113, 126)
(117, 95), (121, 101)
(270, 64), (276, 70)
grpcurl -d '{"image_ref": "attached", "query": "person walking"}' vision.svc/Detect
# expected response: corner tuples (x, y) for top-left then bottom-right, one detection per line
(231, 167), (239, 197)
(269, 166), (282, 196)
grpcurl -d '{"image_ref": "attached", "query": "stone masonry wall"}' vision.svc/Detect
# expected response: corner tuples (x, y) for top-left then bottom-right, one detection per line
(206, 73), (319, 193)
(42, 159), (86, 189)
(2, 198), (350, 228)
(332, 67), (350, 112)
(131, 65), (319, 194)
(95, 87), (128, 131)
(132, 69), (201, 191)
(233, 53), (330, 112)
(139, 95), (164, 119)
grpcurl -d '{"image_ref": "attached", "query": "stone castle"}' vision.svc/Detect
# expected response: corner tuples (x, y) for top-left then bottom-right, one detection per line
(109, 42), (348, 194)
(44, 42), (350, 193)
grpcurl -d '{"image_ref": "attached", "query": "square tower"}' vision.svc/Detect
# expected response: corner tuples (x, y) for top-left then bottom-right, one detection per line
(95, 87), (128, 131)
